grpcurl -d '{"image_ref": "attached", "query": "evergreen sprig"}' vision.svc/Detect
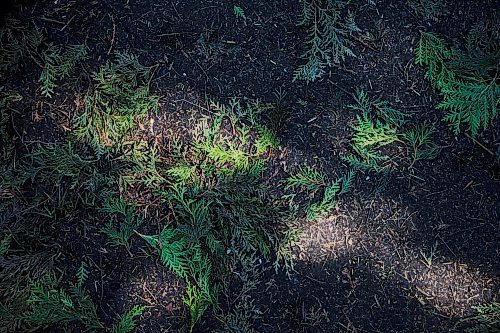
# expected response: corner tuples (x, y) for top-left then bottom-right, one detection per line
(0, 20), (43, 74)
(183, 282), (210, 333)
(72, 52), (159, 155)
(402, 122), (439, 165)
(193, 99), (278, 176)
(343, 111), (398, 172)
(294, 0), (360, 82)
(111, 305), (146, 333)
(139, 226), (194, 279)
(20, 270), (102, 331)
(463, 302), (500, 333)
(39, 44), (87, 97)
(21, 142), (96, 190)
(416, 27), (499, 137)
(406, 0), (448, 21)
(343, 89), (405, 173)
(348, 89), (410, 126)
(286, 167), (355, 220)
(99, 198), (144, 251)
(285, 166), (325, 193)
(233, 6), (246, 20)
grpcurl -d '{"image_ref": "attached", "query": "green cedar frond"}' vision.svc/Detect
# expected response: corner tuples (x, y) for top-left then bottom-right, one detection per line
(72, 52), (159, 155)
(344, 90), (402, 173)
(294, 0), (359, 81)
(197, 141), (251, 170)
(463, 302), (500, 333)
(349, 89), (409, 126)
(194, 99), (277, 176)
(21, 271), (102, 330)
(139, 227), (192, 279)
(305, 171), (356, 220)
(246, 159), (267, 178)
(39, 44), (87, 97)
(415, 32), (454, 90)
(120, 142), (166, 189)
(306, 199), (336, 220)
(139, 98), (285, 329)
(343, 153), (381, 172)
(234, 6), (246, 20)
(340, 169), (356, 194)
(285, 166), (325, 192)
(58, 44), (87, 77)
(275, 218), (303, 277)
(0, 88), (22, 158)
(305, 177), (340, 220)
(416, 29), (499, 137)
(402, 122), (439, 164)
(255, 125), (279, 155)
(39, 44), (61, 97)
(112, 305), (146, 333)
(286, 167), (354, 220)
(407, 0), (448, 21)
(99, 198), (144, 250)
(0, 21), (43, 73)
(372, 101), (410, 126)
(351, 112), (398, 150)
(21, 142), (96, 189)
(0, 87), (22, 110)
(0, 234), (11, 255)
(142, 225), (214, 330)
(166, 163), (197, 184)
(323, 178), (341, 203)
(348, 88), (371, 113)
(438, 80), (499, 136)
(76, 261), (89, 288)
(183, 282), (210, 333)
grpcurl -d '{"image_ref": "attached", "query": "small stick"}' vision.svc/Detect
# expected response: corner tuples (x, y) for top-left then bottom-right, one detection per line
(40, 16), (65, 25)
(157, 31), (197, 37)
(60, 15), (75, 32)
(174, 98), (214, 114)
(107, 15), (116, 55)
(327, 79), (354, 97)
(465, 133), (494, 156)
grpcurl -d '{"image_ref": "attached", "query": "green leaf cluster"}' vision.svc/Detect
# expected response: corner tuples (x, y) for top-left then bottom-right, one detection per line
(0, 267), (102, 332)
(99, 198), (144, 251)
(111, 305), (146, 333)
(72, 52), (159, 155)
(140, 224), (214, 331)
(406, 0), (447, 21)
(285, 167), (355, 220)
(463, 302), (500, 333)
(0, 88), (22, 158)
(39, 44), (87, 97)
(294, 0), (360, 81)
(402, 122), (439, 165)
(343, 90), (401, 172)
(344, 89), (439, 172)
(415, 20), (500, 137)
(0, 20), (42, 74)
(20, 142), (97, 190)
(141, 168), (281, 329)
(190, 99), (278, 177)
(233, 6), (246, 20)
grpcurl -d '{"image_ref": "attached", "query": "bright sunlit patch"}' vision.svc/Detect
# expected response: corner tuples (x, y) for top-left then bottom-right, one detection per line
(290, 196), (496, 318)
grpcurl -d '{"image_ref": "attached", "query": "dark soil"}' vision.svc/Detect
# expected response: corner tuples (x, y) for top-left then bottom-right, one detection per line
(2, 0), (499, 332)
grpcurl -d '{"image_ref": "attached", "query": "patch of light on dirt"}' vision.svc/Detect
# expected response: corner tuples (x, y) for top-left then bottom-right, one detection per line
(291, 196), (497, 318)
(397, 258), (496, 317)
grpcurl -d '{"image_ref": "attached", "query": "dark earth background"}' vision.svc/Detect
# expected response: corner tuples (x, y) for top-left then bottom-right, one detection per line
(1, 0), (499, 332)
